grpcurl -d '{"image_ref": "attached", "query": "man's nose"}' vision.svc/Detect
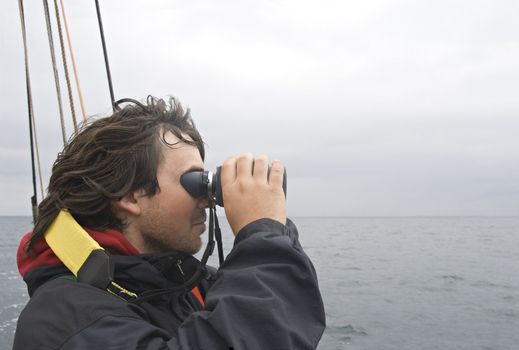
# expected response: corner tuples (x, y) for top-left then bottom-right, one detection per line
(197, 197), (210, 209)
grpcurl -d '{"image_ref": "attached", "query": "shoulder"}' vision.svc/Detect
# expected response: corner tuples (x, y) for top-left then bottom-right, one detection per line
(14, 277), (144, 349)
(25, 276), (134, 316)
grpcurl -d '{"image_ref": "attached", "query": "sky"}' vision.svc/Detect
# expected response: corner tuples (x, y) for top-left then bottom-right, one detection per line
(1, 0), (518, 216)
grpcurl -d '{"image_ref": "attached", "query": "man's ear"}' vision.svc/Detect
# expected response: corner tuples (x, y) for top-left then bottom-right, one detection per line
(113, 191), (143, 217)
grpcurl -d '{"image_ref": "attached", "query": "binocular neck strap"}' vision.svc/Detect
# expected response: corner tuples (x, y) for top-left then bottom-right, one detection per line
(200, 206), (224, 266)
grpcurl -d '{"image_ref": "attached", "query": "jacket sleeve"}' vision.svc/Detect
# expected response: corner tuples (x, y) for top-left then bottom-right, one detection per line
(61, 218), (326, 350)
(178, 218), (325, 349)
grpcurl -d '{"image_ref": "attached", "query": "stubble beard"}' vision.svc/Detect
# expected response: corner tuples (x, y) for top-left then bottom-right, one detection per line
(140, 210), (204, 255)
(142, 231), (202, 254)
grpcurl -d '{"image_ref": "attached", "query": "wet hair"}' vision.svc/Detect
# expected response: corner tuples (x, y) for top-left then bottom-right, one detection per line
(27, 96), (205, 253)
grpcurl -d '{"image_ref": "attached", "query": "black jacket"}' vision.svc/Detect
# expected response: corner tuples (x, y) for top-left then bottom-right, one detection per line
(14, 218), (325, 349)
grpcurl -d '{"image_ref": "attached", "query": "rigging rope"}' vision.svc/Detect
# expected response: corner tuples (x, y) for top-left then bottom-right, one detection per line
(32, 113), (45, 204)
(94, 0), (116, 109)
(18, 0), (45, 219)
(43, 0), (67, 146)
(53, 0), (78, 132)
(58, 0), (88, 125)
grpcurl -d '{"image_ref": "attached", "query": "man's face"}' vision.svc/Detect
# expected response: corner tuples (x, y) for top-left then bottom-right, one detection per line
(133, 131), (208, 254)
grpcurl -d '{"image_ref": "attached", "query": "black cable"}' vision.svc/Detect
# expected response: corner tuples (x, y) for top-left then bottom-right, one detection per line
(214, 209), (224, 265)
(201, 207), (215, 265)
(18, 0), (38, 220)
(94, 0), (115, 109)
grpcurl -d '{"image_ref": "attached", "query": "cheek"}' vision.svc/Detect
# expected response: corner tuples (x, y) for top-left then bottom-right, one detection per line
(157, 179), (198, 217)
(168, 190), (198, 218)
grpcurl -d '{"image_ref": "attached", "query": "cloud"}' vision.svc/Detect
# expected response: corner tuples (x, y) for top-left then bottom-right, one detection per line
(1, 0), (518, 216)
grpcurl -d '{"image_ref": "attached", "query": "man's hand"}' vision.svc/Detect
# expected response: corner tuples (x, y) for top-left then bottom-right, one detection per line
(221, 153), (287, 236)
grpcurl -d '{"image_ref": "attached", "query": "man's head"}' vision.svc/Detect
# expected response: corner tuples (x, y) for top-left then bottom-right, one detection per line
(29, 96), (206, 254)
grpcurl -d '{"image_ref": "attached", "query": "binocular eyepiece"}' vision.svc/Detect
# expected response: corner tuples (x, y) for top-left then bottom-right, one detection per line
(180, 166), (287, 207)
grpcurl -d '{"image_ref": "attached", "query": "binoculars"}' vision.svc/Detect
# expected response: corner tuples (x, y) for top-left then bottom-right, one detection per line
(180, 166), (287, 207)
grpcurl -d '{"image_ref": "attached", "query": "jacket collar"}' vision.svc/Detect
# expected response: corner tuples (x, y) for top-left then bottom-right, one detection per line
(17, 228), (206, 298)
(17, 228), (140, 278)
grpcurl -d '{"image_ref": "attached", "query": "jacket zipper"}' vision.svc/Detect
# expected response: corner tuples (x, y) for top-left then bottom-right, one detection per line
(176, 259), (185, 278)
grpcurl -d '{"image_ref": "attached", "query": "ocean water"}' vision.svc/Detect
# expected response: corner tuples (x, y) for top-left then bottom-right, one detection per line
(1, 216), (518, 349)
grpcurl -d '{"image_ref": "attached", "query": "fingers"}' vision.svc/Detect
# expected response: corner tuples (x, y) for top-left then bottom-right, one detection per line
(220, 156), (237, 188)
(253, 155), (269, 181)
(222, 153), (282, 187)
(221, 154), (286, 235)
(269, 160), (284, 188)
(236, 153), (253, 180)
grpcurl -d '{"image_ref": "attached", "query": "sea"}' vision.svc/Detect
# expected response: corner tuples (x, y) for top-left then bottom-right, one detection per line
(1, 216), (518, 350)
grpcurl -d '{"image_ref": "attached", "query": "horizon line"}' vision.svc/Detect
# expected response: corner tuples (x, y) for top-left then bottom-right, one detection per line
(1, 214), (518, 218)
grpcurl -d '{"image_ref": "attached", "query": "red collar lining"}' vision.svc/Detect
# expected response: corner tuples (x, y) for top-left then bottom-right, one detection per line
(17, 228), (140, 277)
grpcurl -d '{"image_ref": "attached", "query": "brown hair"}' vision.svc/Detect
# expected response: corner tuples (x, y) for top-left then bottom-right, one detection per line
(27, 96), (204, 253)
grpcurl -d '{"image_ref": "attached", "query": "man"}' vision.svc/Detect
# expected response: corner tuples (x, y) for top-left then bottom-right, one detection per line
(14, 96), (325, 349)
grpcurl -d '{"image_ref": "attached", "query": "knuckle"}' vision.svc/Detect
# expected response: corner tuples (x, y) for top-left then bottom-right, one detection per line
(237, 178), (252, 191)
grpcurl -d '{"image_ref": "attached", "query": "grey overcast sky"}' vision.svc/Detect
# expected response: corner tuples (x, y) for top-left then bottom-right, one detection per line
(1, 0), (518, 216)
